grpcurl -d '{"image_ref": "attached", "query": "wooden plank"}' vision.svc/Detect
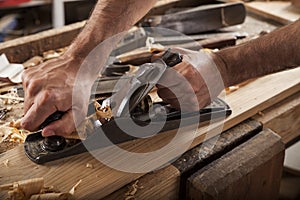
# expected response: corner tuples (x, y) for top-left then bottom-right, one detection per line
(245, 1), (300, 25)
(103, 165), (180, 200)
(0, 21), (85, 63)
(0, 68), (299, 199)
(187, 129), (285, 200)
(253, 91), (300, 147)
(190, 68), (300, 148)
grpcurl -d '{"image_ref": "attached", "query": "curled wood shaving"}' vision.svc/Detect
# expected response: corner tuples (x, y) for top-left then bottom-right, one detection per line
(42, 50), (62, 61)
(124, 180), (143, 200)
(1, 178), (45, 200)
(9, 118), (22, 129)
(0, 122), (30, 144)
(94, 101), (112, 120)
(7, 128), (27, 143)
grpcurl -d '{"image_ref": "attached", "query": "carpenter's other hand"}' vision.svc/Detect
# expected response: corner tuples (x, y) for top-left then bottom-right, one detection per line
(155, 48), (226, 112)
(21, 55), (93, 137)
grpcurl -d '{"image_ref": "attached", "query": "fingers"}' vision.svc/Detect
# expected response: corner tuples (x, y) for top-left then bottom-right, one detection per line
(21, 102), (57, 132)
(22, 70), (43, 114)
(42, 110), (74, 137)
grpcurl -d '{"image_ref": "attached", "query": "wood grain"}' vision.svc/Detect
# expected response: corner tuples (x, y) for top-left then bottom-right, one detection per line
(253, 91), (300, 147)
(104, 165), (180, 200)
(0, 68), (299, 199)
(0, 21), (85, 63)
(187, 129), (285, 200)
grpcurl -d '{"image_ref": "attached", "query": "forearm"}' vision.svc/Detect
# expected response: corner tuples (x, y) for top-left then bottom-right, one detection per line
(214, 19), (300, 87)
(66, 0), (157, 58)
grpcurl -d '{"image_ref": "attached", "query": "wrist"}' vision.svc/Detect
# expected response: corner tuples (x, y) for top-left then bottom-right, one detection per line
(211, 51), (229, 88)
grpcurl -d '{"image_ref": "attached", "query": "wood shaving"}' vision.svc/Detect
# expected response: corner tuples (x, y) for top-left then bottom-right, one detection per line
(258, 111), (265, 117)
(69, 179), (82, 196)
(1, 178), (44, 199)
(1, 88), (23, 105)
(225, 79), (256, 94)
(42, 50), (62, 61)
(0, 123), (29, 144)
(7, 128), (27, 143)
(23, 56), (43, 69)
(9, 118), (22, 129)
(0, 178), (75, 200)
(225, 86), (239, 94)
(124, 180), (143, 200)
(94, 101), (112, 120)
(3, 159), (9, 167)
(86, 163), (94, 169)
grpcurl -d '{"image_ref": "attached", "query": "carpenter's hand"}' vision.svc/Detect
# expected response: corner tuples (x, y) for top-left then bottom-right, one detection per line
(21, 55), (93, 137)
(155, 48), (226, 112)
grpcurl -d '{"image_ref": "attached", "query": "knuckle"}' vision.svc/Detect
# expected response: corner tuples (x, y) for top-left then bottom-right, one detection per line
(39, 89), (56, 104)
(21, 120), (34, 131)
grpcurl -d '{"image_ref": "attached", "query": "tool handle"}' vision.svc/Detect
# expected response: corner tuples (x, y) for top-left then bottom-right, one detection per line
(40, 111), (64, 129)
(161, 49), (183, 67)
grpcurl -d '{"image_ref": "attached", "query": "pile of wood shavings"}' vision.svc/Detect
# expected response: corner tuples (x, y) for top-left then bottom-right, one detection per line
(0, 88), (23, 106)
(0, 119), (29, 144)
(0, 178), (81, 200)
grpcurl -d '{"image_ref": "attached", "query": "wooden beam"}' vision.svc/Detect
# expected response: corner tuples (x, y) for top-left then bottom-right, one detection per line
(0, 68), (299, 199)
(253, 91), (300, 147)
(0, 21), (85, 63)
(245, 1), (300, 25)
(187, 129), (285, 200)
(173, 119), (262, 199)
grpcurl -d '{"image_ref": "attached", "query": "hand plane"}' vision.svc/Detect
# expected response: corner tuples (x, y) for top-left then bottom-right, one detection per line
(24, 49), (232, 164)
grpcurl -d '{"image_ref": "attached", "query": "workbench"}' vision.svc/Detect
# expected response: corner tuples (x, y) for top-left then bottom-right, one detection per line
(0, 5), (299, 200)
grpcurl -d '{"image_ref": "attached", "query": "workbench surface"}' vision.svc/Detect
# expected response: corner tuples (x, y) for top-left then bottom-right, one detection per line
(0, 8), (299, 199)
